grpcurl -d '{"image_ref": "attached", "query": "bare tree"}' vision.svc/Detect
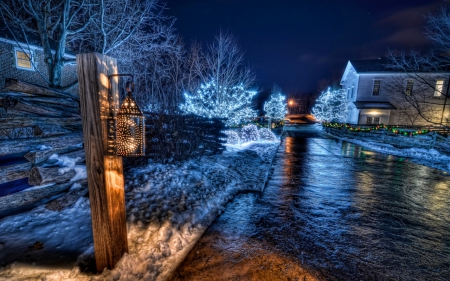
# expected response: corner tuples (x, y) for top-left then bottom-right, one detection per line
(179, 32), (258, 122)
(386, 75), (443, 125)
(200, 31), (255, 93)
(386, 5), (450, 126)
(0, 0), (91, 89)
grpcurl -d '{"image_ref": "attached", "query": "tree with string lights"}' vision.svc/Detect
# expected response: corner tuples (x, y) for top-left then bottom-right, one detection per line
(179, 32), (258, 126)
(311, 88), (348, 122)
(179, 80), (258, 126)
(264, 91), (287, 130)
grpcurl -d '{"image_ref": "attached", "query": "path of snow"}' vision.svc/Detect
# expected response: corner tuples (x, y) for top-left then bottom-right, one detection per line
(0, 141), (279, 281)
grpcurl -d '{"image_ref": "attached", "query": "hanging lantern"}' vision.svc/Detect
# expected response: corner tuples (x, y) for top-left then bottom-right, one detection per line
(116, 80), (145, 156)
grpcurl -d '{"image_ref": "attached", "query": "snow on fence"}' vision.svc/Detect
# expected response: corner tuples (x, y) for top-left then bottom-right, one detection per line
(0, 78), (85, 212)
(323, 124), (450, 154)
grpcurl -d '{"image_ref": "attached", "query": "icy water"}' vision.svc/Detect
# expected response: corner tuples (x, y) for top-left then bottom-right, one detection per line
(171, 126), (450, 281)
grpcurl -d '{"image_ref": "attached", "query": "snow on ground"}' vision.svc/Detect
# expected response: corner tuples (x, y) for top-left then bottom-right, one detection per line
(0, 140), (279, 281)
(325, 131), (450, 174)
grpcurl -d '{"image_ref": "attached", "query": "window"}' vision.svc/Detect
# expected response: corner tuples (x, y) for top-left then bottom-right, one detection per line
(373, 117), (380, 124)
(435, 79), (444, 97)
(405, 80), (414, 95)
(15, 48), (34, 70)
(366, 117), (373, 124)
(372, 80), (381, 96)
(351, 87), (354, 99)
(347, 89), (350, 99)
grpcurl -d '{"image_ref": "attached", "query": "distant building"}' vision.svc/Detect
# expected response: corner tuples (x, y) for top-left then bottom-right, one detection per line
(340, 58), (450, 126)
(0, 22), (77, 94)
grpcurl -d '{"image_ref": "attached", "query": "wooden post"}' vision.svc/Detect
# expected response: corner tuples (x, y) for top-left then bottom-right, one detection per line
(76, 53), (128, 272)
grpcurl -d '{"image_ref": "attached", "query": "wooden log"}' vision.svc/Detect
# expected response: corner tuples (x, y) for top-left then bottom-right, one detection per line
(0, 162), (32, 184)
(0, 180), (86, 211)
(28, 165), (76, 186)
(40, 148), (85, 165)
(77, 53), (127, 272)
(0, 132), (83, 157)
(0, 116), (82, 130)
(2, 96), (79, 117)
(19, 96), (79, 109)
(24, 141), (83, 165)
(45, 181), (88, 212)
(58, 149), (85, 163)
(4, 78), (78, 100)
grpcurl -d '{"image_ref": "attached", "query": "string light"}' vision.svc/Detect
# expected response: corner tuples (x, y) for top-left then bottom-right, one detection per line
(311, 88), (348, 122)
(179, 80), (257, 126)
(241, 124), (260, 143)
(264, 92), (287, 120)
(322, 122), (431, 136)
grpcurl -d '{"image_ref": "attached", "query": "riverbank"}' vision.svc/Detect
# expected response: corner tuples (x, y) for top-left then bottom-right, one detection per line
(0, 141), (279, 281)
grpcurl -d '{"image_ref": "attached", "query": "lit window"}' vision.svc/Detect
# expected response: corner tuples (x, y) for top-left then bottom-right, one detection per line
(373, 117), (380, 124)
(15, 49), (33, 70)
(405, 80), (414, 96)
(372, 80), (381, 96)
(366, 117), (373, 124)
(435, 79), (444, 97)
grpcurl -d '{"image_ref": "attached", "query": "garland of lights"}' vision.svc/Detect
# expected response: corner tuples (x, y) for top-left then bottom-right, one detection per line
(322, 122), (432, 136)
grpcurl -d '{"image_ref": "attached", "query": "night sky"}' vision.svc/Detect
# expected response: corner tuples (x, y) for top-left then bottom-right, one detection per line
(165, 0), (441, 97)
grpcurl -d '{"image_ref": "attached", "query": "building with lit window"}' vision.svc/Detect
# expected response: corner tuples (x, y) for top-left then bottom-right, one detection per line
(0, 22), (77, 94)
(340, 58), (450, 126)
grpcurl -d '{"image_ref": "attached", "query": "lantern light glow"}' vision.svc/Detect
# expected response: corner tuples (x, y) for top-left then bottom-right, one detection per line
(108, 75), (146, 157)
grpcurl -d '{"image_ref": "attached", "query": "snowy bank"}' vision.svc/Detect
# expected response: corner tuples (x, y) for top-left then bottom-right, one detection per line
(323, 130), (450, 174)
(0, 141), (279, 281)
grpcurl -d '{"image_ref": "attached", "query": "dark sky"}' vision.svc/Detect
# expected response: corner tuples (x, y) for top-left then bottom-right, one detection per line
(164, 0), (442, 96)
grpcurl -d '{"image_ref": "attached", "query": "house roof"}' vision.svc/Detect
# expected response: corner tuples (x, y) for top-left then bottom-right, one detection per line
(0, 21), (76, 57)
(349, 58), (395, 73)
(353, 101), (397, 110)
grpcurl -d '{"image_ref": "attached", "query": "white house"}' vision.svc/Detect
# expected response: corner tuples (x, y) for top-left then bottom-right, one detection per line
(340, 58), (450, 126)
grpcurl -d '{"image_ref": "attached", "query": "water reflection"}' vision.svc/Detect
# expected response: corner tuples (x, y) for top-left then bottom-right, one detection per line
(174, 134), (450, 281)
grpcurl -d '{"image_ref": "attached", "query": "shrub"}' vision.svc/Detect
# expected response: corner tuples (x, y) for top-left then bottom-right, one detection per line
(223, 130), (241, 144)
(258, 128), (277, 141)
(241, 124), (259, 143)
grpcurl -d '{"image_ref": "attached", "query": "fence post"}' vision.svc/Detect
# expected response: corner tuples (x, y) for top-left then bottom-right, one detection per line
(77, 53), (128, 272)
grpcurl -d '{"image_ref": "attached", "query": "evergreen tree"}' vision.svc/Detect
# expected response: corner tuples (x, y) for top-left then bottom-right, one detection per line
(311, 88), (348, 122)
(264, 92), (287, 129)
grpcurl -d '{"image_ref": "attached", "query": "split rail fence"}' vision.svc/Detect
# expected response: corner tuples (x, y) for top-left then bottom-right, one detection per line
(0, 78), (86, 213)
